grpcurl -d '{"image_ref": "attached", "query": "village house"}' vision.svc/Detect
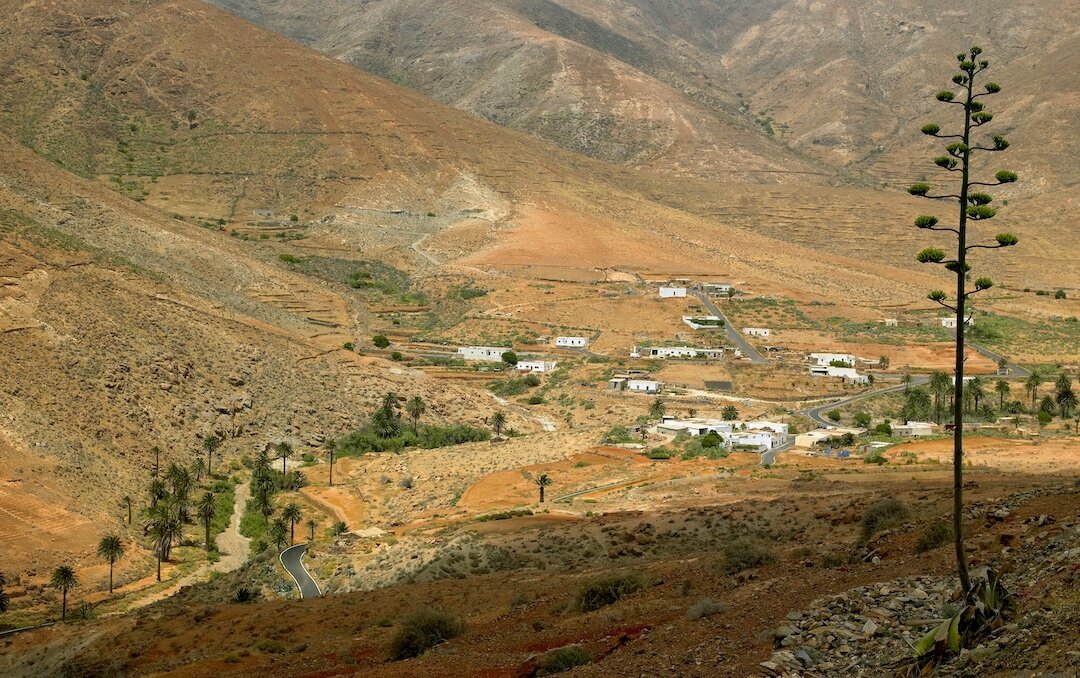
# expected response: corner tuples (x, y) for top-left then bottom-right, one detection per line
(655, 418), (789, 451)
(808, 365), (870, 384)
(794, 427), (865, 449)
(554, 336), (588, 348)
(743, 327), (771, 338)
(633, 345), (724, 359)
(701, 283), (736, 296)
(682, 315), (724, 329)
(609, 377), (663, 394)
(808, 352), (857, 367)
(940, 316), (974, 329)
(882, 318), (899, 327)
(659, 286), (687, 298)
(893, 421), (936, 437)
(517, 360), (557, 373)
(457, 346), (513, 362)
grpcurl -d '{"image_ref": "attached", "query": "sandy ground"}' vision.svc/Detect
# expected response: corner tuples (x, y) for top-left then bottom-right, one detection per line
(887, 436), (1080, 475)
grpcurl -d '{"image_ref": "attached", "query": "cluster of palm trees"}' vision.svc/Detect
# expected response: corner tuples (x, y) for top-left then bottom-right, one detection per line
(1036, 372), (1078, 420)
(144, 459), (219, 581)
(250, 448), (307, 552)
(900, 369), (1078, 426)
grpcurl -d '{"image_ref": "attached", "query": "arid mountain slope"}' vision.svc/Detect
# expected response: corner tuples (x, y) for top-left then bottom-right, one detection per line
(210, 0), (1080, 193)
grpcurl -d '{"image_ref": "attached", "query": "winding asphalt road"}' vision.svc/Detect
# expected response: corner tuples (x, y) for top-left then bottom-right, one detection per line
(280, 543), (321, 599)
(689, 290), (767, 364)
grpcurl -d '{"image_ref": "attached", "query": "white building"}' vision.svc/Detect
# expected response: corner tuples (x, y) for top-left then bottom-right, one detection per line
(702, 283), (736, 296)
(940, 317), (973, 329)
(795, 427), (865, 448)
(554, 336), (588, 348)
(894, 421), (935, 437)
(883, 318), (899, 327)
(635, 345), (724, 359)
(655, 418), (788, 451)
(809, 353), (856, 367)
(808, 365), (870, 384)
(627, 379), (663, 394)
(458, 346), (512, 362)
(659, 287), (687, 298)
(517, 360), (557, 373)
(743, 327), (771, 338)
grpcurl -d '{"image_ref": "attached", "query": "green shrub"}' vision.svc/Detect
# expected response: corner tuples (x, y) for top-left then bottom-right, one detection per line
(523, 373), (541, 387)
(342, 342), (354, 351)
(389, 608), (465, 660)
(864, 449), (888, 465)
(331, 520), (348, 535)
(233, 586), (258, 603)
(571, 573), (646, 612)
(255, 639), (286, 654)
(645, 447), (674, 460)
(527, 395), (545, 405)
(720, 538), (776, 574)
(874, 422), (893, 435)
(278, 253), (303, 264)
(700, 431), (722, 448)
(915, 522), (953, 553)
(373, 335), (390, 348)
(391, 351), (403, 361)
(534, 646), (591, 675)
(826, 409), (842, 422)
(860, 498), (910, 542)
(1054, 289), (1066, 300)
(853, 411), (871, 428)
(602, 426), (633, 444)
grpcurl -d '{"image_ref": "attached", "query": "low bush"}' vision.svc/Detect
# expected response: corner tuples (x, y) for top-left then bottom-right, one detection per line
(534, 645), (591, 675)
(720, 537), (776, 574)
(864, 449), (888, 465)
(389, 608), (465, 660)
(645, 447), (674, 460)
(233, 586), (258, 603)
(571, 572), (646, 612)
(527, 395), (545, 405)
(686, 597), (725, 620)
(860, 498), (910, 542)
(915, 522), (953, 553)
(602, 426), (633, 444)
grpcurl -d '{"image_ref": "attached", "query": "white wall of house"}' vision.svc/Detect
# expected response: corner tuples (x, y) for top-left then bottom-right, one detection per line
(644, 346), (724, 359)
(458, 346), (512, 362)
(659, 287), (687, 298)
(627, 379), (662, 393)
(809, 353), (856, 366)
(555, 336), (588, 347)
(517, 360), (556, 373)
(743, 327), (771, 337)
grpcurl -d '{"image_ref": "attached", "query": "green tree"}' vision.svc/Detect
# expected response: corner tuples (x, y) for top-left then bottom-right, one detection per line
(121, 495), (133, 525)
(901, 372), (912, 393)
(878, 355), (890, 369)
(995, 379), (1011, 411)
(853, 411), (872, 428)
(501, 351), (519, 366)
(282, 503), (303, 546)
(276, 441), (292, 476)
(649, 397), (666, 421)
(1025, 370), (1042, 412)
(533, 473), (553, 503)
(1057, 388), (1078, 418)
(967, 377), (987, 414)
(252, 485), (274, 526)
(1040, 395), (1057, 416)
(269, 517), (289, 552)
(1054, 289), (1066, 299)
(910, 46), (1019, 593)
(325, 437), (337, 488)
(929, 371), (952, 423)
(306, 518), (318, 541)
(372, 392), (402, 438)
(491, 411), (507, 437)
(721, 405), (739, 421)
(903, 389), (932, 422)
(826, 409), (841, 423)
(192, 457), (205, 483)
(202, 434), (222, 477)
(406, 396), (426, 434)
(373, 334), (390, 349)
(97, 536), (125, 595)
(50, 565), (77, 621)
(197, 491), (217, 552)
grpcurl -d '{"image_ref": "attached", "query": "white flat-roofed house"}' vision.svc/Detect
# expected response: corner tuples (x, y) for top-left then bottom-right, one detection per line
(808, 365), (869, 384)
(457, 346), (512, 362)
(743, 327), (771, 337)
(744, 420), (789, 436)
(702, 283), (736, 296)
(659, 286), (687, 298)
(517, 360), (557, 373)
(638, 345), (724, 359)
(555, 336), (588, 348)
(940, 317), (973, 329)
(893, 421), (936, 437)
(809, 353), (856, 367)
(627, 379), (663, 394)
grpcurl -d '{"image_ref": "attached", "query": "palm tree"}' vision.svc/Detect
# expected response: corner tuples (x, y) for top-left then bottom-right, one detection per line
(1040, 395), (1057, 415)
(166, 463), (193, 524)
(995, 379), (1011, 411)
(97, 536), (124, 595)
(252, 488), (274, 526)
(1055, 372), (1072, 396)
(197, 492), (217, 552)
(121, 495), (133, 525)
(1026, 370), (1042, 412)
(146, 496), (182, 581)
(151, 445), (162, 477)
(901, 371), (912, 393)
(269, 518), (289, 552)
(491, 411), (507, 437)
(282, 503), (303, 546)
(277, 441), (292, 476)
(325, 437), (337, 487)
(306, 518), (318, 541)
(649, 397), (666, 420)
(406, 396), (426, 433)
(50, 566), (77, 621)
(1057, 388), (1078, 418)
(533, 473), (553, 503)
(148, 477), (167, 510)
(0, 572), (9, 613)
(191, 457), (205, 483)
(903, 389), (932, 422)
(202, 434), (222, 477)
(929, 371), (951, 423)
(967, 377), (987, 414)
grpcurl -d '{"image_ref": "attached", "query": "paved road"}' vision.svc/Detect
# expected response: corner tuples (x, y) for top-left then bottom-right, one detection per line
(761, 437), (796, 465)
(800, 378), (929, 427)
(690, 290), (767, 364)
(948, 330), (1031, 378)
(280, 544), (321, 599)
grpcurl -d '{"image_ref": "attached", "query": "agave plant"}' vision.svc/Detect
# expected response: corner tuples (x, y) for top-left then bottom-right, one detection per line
(899, 566), (1015, 674)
